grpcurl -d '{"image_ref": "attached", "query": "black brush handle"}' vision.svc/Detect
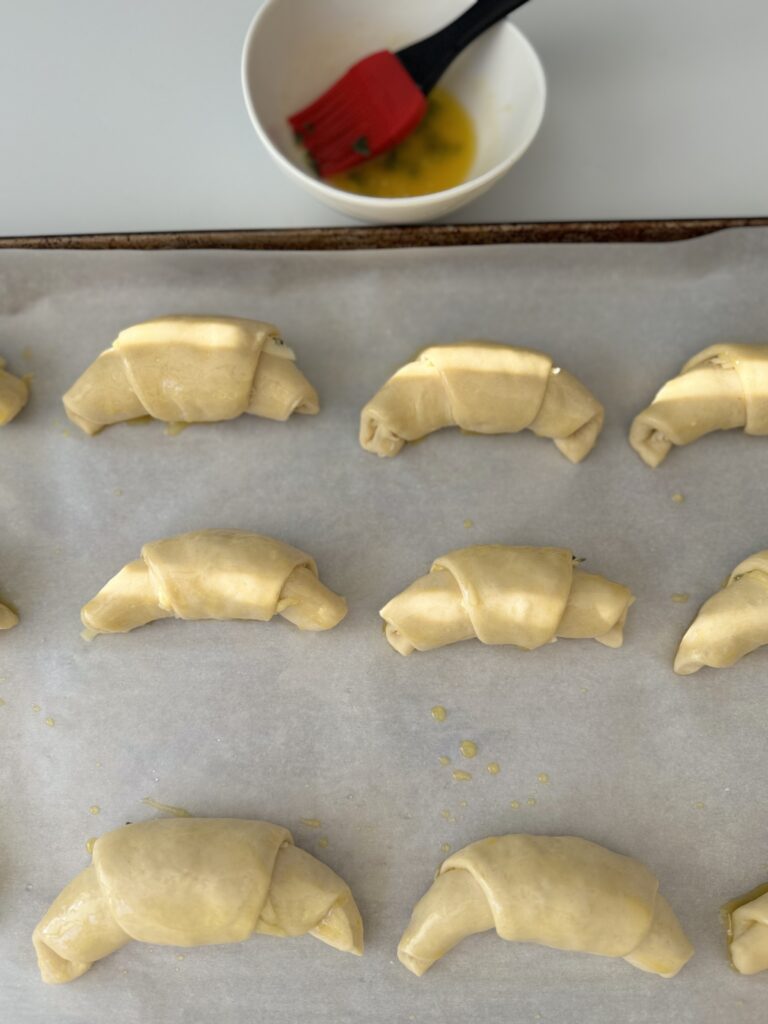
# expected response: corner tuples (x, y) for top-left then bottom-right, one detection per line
(397, 0), (533, 95)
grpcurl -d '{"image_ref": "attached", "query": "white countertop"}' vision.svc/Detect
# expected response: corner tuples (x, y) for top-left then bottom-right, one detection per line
(2, 0), (767, 235)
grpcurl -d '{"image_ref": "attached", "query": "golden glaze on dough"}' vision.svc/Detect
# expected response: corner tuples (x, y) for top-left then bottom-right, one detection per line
(630, 344), (768, 467)
(380, 545), (633, 655)
(674, 550), (768, 674)
(723, 883), (768, 975)
(33, 818), (363, 983)
(360, 342), (603, 463)
(0, 598), (18, 630)
(398, 834), (692, 978)
(63, 316), (319, 434)
(81, 530), (347, 636)
(0, 357), (28, 425)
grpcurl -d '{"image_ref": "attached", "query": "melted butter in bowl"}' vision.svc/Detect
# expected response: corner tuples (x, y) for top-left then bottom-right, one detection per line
(330, 87), (476, 199)
(244, 5), (546, 223)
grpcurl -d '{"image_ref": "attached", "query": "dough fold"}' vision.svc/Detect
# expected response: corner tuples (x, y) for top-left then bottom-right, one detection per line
(398, 834), (693, 978)
(0, 597), (18, 630)
(63, 316), (319, 434)
(674, 550), (768, 674)
(724, 884), (768, 975)
(630, 344), (768, 467)
(380, 545), (633, 655)
(0, 357), (29, 425)
(360, 342), (603, 463)
(33, 818), (363, 983)
(81, 529), (347, 636)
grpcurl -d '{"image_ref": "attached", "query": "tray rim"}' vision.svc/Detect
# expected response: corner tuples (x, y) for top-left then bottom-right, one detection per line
(1, 217), (766, 251)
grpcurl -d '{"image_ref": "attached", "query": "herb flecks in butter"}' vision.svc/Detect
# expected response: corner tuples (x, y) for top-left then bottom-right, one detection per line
(331, 88), (475, 199)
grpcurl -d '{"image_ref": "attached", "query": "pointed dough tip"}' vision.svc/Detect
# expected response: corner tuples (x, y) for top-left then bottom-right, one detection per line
(310, 894), (364, 956)
(397, 948), (432, 976)
(673, 653), (701, 676)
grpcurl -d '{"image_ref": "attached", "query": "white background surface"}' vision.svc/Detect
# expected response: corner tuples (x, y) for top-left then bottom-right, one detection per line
(1, 0), (767, 235)
(2, 229), (768, 1023)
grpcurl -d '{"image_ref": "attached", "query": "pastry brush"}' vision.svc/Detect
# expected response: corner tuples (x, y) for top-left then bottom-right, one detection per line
(288, 0), (533, 177)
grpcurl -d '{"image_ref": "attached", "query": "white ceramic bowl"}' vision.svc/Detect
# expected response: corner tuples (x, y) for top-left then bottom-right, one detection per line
(241, 0), (546, 224)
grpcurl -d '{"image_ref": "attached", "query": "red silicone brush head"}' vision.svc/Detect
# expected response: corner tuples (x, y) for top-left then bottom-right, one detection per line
(289, 50), (428, 178)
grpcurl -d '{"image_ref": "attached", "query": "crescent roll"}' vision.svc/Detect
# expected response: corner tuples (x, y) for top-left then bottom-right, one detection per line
(81, 529), (347, 637)
(723, 882), (768, 975)
(674, 549), (768, 674)
(0, 357), (28, 425)
(380, 545), (634, 655)
(630, 344), (768, 467)
(33, 817), (364, 984)
(360, 342), (604, 463)
(63, 315), (319, 434)
(0, 597), (18, 630)
(398, 834), (693, 978)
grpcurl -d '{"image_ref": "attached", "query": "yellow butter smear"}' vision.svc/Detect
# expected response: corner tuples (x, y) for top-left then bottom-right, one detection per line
(331, 87), (476, 198)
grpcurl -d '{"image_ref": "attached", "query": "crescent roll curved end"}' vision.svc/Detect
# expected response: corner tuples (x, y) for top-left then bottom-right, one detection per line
(674, 550), (768, 675)
(380, 545), (634, 656)
(360, 342), (604, 463)
(723, 883), (768, 975)
(33, 818), (363, 984)
(397, 835), (693, 979)
(630, 344), (768, 467)
(0, 598), (19, 630)
(63, 316), (319, 435)
(0, 358), (29, 425)
(81, 530), (347, 637)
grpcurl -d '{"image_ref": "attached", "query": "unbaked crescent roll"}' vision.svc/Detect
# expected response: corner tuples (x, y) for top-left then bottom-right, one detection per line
(81, 529), (347, 636)
(674, 549), (768, 674)
(380, 545), (634, 655)
(723, 882), (768, 975)
(360, 342), (604, 463)
(33, 817), (364, 984)
(0, 597), (18, 630)
(63, 315), (319, 434)
(0, 357), (29, 425)
(398, 834), (693, 978)
(630, 344), (768, 467)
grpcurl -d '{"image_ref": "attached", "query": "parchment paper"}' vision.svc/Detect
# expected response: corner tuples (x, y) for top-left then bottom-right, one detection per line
(2, 229), (767, 1024)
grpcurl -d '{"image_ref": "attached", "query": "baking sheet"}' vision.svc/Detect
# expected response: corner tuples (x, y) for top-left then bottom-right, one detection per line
(2, 228), (767, 1024)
